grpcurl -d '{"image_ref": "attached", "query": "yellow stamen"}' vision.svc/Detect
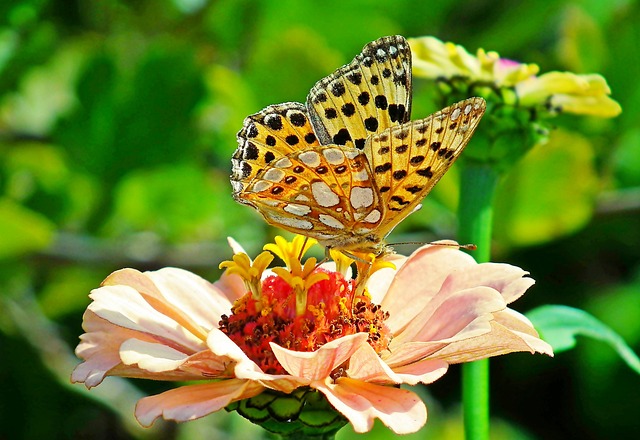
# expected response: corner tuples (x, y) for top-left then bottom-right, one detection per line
(219, 251), (274, 300)
(329, 249), (354, 277)
(263, 235), (318, 270)
(354, 253), (397, 296)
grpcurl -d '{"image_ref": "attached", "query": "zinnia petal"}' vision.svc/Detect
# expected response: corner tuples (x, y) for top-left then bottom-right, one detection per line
(206, 328), (305, 393)
(314, 377), (427, 434)
(135, 379), (264, 427)
(271, 333), (370, 381)
(391, 286), (505, 346)
(439, 262), (535, 304)
(382, 244), (476, 333)
(106, 267), (235, 338)
(72, 310), (156, 387)
(119, 338), (189, 372)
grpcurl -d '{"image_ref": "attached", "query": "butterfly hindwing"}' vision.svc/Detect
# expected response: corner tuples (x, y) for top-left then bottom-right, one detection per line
(306, 35), (412, 151)
(232, 102), (319, 199)
(241, 146), (383, 244)
(364, 97), (487, 237)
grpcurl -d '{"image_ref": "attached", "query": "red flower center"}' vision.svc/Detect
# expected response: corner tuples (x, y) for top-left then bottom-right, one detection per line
(219, 268), (391, 375)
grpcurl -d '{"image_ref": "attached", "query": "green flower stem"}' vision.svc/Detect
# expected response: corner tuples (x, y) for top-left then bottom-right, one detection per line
(458, 161), (500, 440)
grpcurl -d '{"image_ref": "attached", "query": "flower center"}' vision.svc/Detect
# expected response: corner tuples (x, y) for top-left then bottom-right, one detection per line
(218, 267), (391, 375)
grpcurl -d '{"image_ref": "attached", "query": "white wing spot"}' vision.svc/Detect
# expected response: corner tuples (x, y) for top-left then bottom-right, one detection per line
(311, 181), (339, 207)
(295, 194), (310, 202)
(389, 45), (398, 56)
(363, 209), (381, 224)
(451, 107), (461, 121)
(299, 151), (321, 167)
(266, 213), (313, 230)
(252, 181), (272, 192)
(319, 214), (345, 229)
(322, 148), (345, 165)
(283, 204), (312, 216)
(274, 157), (293, 168)
(260, 199), (279, 207)
(263, 168), (286, 182)
(352, 170), (370, 182)
(350, 187), (374, 209)
(344, 150), (361, 160)
(464, 104), (472, 115)
(376, 48), (386, 60)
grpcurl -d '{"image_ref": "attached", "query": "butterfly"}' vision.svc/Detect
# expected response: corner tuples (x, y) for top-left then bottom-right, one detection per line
(231, 35), (486, 256)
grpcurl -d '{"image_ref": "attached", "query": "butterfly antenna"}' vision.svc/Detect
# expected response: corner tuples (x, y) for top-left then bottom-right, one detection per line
(390, 241), (477, 251)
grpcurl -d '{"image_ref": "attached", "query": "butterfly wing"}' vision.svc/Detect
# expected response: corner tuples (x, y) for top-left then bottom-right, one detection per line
(239, 145), (384, 249)
(364, 97), (487, 238)
(232, 102), (321, 201)
(306, 35), (412, 151)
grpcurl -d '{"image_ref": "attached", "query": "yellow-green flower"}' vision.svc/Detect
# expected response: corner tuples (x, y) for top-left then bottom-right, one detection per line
(409, 36), (621, 118)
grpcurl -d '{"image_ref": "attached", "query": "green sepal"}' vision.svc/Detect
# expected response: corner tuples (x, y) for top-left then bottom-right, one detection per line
(227, 387), (348, 439)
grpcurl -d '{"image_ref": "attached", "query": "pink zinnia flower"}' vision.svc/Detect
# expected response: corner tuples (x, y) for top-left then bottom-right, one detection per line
(72, 236), (552, 434)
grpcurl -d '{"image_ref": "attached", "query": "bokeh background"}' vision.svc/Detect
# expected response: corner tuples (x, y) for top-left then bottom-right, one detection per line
(1, 0), (639, 439)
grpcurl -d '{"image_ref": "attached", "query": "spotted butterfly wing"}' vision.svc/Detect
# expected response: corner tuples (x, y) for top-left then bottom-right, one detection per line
(240, 145), (384, 243)
(232, 103), (321, 198)
(233, 36), (411, 200)
(231, 35), (487, 255)
(364, 97), (487, 240)
(306, 35), (412, 150)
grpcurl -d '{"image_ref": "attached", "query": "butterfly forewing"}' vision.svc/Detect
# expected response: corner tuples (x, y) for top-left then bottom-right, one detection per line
(232, 102), (320, 199)
(241, 146), (384, 244)
(364, 97), (487, 237)
(306, 35), (412, 151)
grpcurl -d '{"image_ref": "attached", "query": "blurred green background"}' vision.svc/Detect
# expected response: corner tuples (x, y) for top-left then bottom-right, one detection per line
(1, 0), (639, 439)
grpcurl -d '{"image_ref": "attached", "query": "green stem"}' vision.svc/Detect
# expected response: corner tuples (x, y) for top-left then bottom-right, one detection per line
(457, 162), (500, 440)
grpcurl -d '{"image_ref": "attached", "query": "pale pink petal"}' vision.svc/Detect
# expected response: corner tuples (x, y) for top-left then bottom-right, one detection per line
(439, 262), (535, 303)
(347, 342), (448, 386)
(493, 309), (554, 355)
(382, 245), (476, 333)
(206, 328), (262, 370)
(318, 260), (353, 279)
(206, 328), (306, 393)
(367, 253), (406, 304)
(431, 320), (552, 363)
(72, 309), (185, 386)
(135, 379), (264, 427)
(179, 350), (235, 378)
(226, 236), (246, 255)
(107, 267), (235, 337)
(72, 310), (155, 387)
(313, 377), (427, 434)
(271, 333), (370, 381)
(88, 284), (205, 352)
(382, 341), (447, 368)
(147, 268), (234, 326)
(390, 358), (449, 385)
(382, 317), (491, 368)
(346, 343), (402, 384)
(213, 269), (247, 304)
(392, 286), (505, 346)
(120, 338), (189, 372)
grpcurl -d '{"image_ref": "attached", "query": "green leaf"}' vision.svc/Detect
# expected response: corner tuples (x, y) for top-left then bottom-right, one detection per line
(0, 198), (54, 258)
(527, 304), (640, 375)
(494, 129), (599, 247)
